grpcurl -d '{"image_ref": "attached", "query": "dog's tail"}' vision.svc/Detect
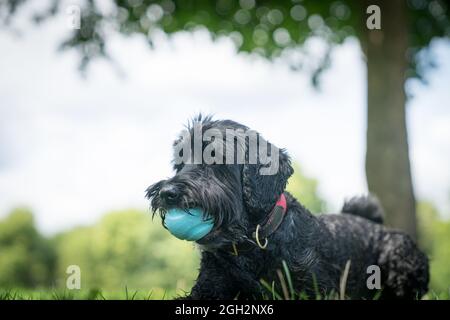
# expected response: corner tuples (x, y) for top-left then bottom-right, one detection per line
(341, 195), (384, 224)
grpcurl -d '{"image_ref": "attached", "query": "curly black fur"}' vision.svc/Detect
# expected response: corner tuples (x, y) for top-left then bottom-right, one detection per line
(146, 115), (429, 300)
(342, 195), (385, 224)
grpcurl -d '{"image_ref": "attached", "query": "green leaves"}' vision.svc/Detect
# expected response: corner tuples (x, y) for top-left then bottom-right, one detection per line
(0, 208), (56, 288)
(1, 0), (449, 80)
(54, 209), (200, 291)
(286, 163), (327, 213)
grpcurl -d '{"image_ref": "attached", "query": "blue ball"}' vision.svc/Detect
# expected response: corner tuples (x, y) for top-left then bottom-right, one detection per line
(164, 208), (214, 241)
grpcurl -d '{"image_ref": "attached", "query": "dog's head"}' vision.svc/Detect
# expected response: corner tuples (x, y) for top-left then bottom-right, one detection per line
(146, 115), (293, 248)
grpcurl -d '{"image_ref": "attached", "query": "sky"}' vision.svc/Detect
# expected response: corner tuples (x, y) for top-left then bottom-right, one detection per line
(0, 7), (449, 234)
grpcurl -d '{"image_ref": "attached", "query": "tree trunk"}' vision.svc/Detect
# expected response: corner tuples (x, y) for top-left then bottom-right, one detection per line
(363, 0), (417, 239)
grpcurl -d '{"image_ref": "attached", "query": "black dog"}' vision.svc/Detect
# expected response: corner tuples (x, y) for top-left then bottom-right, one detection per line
(146, 115), (429, 299)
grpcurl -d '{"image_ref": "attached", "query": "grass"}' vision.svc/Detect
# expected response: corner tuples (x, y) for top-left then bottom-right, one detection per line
(0, 287), (179, 300)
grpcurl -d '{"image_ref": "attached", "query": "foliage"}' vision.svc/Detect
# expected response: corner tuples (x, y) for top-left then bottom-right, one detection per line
(1, 1), (448, 80)
(417, 201), (450, 295)
(287, 163), (327, 213)
(0, 208), (56, 288)
(53, 209), (200, 292)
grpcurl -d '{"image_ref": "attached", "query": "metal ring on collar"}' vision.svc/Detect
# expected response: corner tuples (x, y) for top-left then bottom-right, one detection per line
(255, 224), (268, 249)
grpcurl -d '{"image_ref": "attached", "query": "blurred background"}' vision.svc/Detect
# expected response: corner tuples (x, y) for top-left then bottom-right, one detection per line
(0, 0), (449, 299)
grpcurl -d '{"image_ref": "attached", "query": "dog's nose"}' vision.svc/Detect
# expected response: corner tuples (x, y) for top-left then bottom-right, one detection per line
(159, 185), (179, 204)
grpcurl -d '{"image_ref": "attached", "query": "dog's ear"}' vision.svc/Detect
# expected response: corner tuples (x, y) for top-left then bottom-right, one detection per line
(242, 141), (293, 214)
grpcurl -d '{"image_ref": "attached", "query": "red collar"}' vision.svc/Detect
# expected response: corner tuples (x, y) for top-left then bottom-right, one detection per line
(228, 193), (288, 255)
(252, 193), (288, 246)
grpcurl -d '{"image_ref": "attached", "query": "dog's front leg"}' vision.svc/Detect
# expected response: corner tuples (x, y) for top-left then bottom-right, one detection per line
(180, 251), (239, 300)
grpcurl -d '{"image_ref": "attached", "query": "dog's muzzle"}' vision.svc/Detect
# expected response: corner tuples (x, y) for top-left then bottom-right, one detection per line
(164, 208), (214, 241)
